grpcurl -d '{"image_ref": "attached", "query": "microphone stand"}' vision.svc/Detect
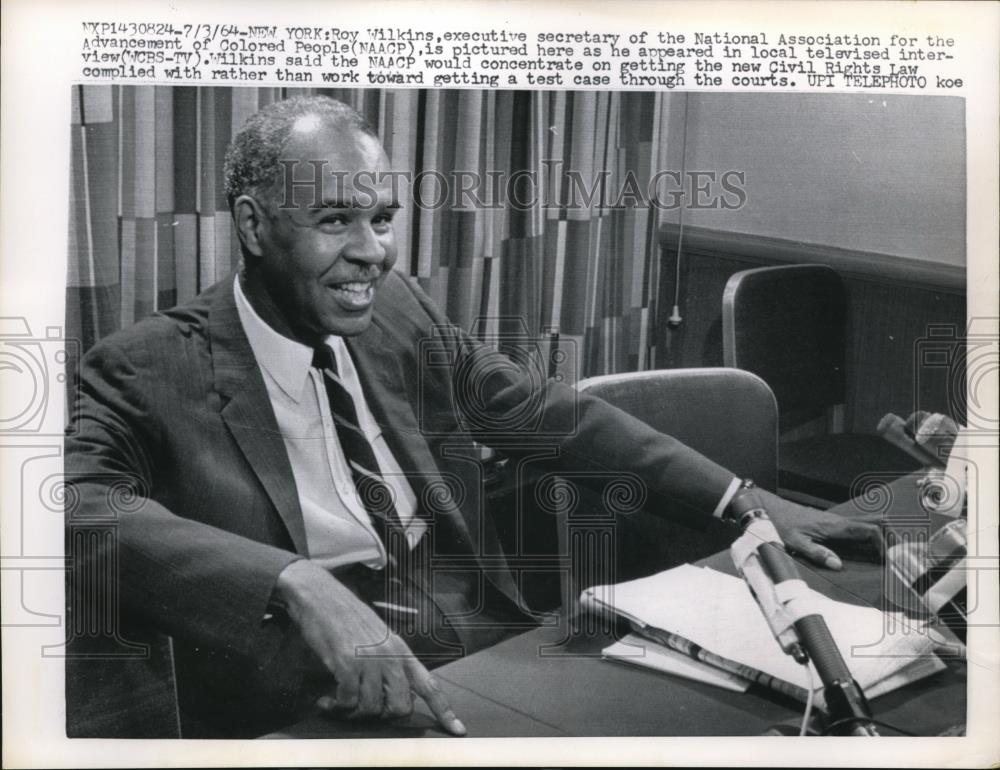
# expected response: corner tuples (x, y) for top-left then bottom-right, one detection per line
(725, 482), (879, 737)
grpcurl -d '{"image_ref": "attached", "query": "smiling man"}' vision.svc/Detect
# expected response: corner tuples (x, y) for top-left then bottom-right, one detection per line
(233, 107), (398, 341)
(65, 95), (881, 739)
(224, 99), (477, 736)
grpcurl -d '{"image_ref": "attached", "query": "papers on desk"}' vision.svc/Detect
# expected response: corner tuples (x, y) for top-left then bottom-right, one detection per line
(582, 564), (945, 709)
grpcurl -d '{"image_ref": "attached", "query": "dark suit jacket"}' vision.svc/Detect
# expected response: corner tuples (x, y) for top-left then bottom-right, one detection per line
(65, 271), (734, 736)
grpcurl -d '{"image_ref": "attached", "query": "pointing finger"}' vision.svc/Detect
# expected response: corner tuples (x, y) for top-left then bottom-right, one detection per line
(406, 658), (466, 736)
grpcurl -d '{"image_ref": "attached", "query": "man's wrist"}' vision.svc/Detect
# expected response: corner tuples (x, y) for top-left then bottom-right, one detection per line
(270, 558), (314, 617)
(719, 478), (760, 523)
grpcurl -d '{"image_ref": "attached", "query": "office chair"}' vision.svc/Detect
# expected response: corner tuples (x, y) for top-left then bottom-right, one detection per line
(553, 368), (780, 597)
(722, 263), (920, 505)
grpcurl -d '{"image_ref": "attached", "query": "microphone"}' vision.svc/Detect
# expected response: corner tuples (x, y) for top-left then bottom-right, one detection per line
(726, 481), (879, 737)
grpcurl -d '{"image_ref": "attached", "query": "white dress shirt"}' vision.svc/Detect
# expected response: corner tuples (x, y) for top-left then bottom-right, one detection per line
(234, 276), (424, 570)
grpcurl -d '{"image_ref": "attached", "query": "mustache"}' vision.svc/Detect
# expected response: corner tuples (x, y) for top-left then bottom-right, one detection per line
(330, 265), (384, 283)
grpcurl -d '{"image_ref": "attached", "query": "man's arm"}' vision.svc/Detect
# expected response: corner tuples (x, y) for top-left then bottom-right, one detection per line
(66, 335), (301, 662)
(68, 330), (466, 734)
(401, 276), (881, 569)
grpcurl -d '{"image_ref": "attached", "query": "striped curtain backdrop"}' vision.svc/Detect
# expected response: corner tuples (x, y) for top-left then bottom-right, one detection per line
(67, 86), (675, 382)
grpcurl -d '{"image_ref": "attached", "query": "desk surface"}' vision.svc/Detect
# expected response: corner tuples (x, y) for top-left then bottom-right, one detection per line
(267, 475), (966, 739)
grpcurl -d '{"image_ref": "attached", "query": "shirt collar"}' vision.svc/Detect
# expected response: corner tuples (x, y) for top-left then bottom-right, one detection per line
(234, 274), (320, 403)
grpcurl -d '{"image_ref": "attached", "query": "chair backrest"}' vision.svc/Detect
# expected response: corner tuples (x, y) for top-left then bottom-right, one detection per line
(576, 367), (778, 492)
(551, 368), (778, 600)
(722, 264), (847, 418)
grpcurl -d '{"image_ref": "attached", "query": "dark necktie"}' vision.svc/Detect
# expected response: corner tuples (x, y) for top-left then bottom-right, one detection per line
(311, 345), (532, 661)
(311, 344), (403, 548)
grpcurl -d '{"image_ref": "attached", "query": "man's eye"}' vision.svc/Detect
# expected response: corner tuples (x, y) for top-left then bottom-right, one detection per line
(317, 214), (349, 229)
(372, 212), (395, 227)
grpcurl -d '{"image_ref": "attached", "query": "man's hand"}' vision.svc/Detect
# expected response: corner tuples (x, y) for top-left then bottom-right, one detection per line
(273, 559), (466, 736)
(753, 488), (884, 570)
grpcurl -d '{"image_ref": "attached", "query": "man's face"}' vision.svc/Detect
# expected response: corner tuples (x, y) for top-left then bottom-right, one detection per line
(254, 119), (398, 339)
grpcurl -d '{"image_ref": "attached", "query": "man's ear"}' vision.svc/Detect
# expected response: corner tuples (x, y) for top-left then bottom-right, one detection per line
(233, 195), (269, 258)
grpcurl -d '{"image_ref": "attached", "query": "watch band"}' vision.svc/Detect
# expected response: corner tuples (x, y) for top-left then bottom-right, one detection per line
(723, 478), (757, 522)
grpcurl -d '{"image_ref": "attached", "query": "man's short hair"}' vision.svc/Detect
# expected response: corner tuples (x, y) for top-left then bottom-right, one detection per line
(223, 95), (377, 212)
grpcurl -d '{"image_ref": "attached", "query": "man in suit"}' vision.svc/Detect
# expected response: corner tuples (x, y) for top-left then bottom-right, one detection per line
(66, 95), (881, 738)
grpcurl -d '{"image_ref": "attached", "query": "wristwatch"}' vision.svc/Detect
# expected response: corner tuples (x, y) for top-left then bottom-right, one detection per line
(723, 478), (759, 524)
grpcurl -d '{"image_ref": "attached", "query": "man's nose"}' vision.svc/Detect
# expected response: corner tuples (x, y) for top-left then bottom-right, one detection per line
(342, 222), (385, 264)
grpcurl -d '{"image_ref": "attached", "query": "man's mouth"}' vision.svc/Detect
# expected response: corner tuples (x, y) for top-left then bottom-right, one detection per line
(329, 280), (375, 310)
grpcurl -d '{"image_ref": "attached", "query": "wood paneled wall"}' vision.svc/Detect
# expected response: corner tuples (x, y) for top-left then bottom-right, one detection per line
(654, 224), (966, 434)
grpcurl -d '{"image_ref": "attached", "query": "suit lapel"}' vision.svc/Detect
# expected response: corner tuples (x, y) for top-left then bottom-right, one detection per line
(345, 319), (479, 551)
(205, 275), (479, 559)
(208, 277), (309, 555)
